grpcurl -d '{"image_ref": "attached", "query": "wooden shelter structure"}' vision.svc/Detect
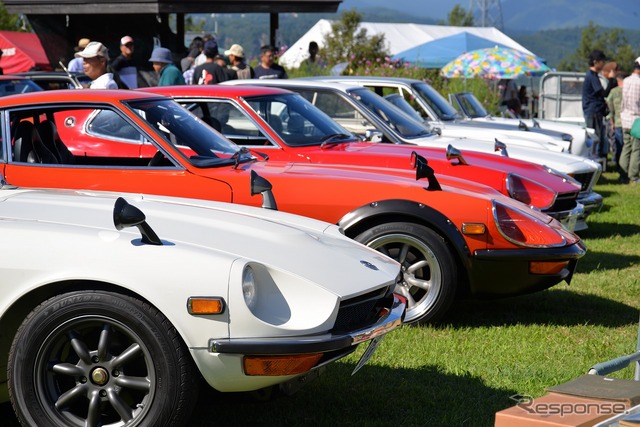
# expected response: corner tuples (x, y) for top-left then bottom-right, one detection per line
(4, 0), (341, 71)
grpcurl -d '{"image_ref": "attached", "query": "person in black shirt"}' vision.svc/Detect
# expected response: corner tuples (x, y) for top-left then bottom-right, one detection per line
(254, 45), (288, 79)
(582, 49), (608, 158)
(192, 40), (228, 85)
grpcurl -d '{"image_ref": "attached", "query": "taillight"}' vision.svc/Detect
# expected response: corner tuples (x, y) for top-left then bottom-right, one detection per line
(493, 201), (566, 247)
(506, 173), (557, 210)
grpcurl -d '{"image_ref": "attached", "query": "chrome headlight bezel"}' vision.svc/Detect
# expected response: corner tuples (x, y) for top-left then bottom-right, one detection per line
(242, 265), (257, 310)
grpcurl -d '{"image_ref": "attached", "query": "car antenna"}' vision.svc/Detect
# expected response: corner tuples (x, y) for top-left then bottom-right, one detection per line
(58, 60), (84, 89)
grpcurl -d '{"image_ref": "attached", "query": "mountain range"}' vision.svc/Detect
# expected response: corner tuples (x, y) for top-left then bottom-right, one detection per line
(189, 1), (640, 69)
(341, 0), (639, 31)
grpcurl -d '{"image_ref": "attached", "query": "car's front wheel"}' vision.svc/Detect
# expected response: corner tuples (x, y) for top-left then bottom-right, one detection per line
(8, 290), (199, 427)
(355, 222), (457, 324)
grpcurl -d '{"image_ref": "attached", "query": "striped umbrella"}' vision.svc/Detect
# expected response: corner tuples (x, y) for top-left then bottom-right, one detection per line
(440, 46), (551, 79)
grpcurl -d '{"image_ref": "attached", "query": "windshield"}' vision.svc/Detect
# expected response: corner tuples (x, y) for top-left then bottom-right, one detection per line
(0, 79), (43, 96)
(245, 93), (355, 146)
(412, 82), (461, 121)
(126, 99), (254, 167)
(348, 88), (431, 139)
(452, 92), (490, 118)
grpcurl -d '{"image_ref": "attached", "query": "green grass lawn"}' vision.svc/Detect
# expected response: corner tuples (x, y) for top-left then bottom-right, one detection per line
(189, 172), (640, 427)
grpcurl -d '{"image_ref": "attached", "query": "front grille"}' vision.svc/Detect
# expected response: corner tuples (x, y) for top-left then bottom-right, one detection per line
(571, 172), (595, 192)
(548, 192), (579, 213)
(332, 285), (394, 333)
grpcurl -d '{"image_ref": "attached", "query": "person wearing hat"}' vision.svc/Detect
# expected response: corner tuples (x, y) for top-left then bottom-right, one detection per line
(619, 57), (640, 184)
(225, 44), (254, 80)
(149, 47), (185, 86)
(67, 38), (90, 73)
(75, 41), (118, 89)
(582, 49), (608, 158)
(111, 35), (138, 89)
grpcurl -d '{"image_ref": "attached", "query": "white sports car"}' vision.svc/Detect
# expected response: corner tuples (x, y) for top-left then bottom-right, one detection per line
(0, 186), (404, 426)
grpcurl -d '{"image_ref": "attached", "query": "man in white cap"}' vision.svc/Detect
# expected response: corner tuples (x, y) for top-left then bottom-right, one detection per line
(224, 44), (253, 80)
(111, 35), (138, 89)
(67, 38), (90, 73)
(75, 41), (118, 89)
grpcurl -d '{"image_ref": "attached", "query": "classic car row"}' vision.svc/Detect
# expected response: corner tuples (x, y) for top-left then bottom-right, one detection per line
(146, 85), (585, 231)
(0, 78), (596, 425)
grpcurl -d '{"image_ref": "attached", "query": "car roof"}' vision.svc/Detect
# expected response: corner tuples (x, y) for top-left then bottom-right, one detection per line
(0, 89), (167, 107)
(308, 76), (420, 85)
(222, 78), (361, 93)
(139, 84), (293, 98)
(11, 71), (85, 78)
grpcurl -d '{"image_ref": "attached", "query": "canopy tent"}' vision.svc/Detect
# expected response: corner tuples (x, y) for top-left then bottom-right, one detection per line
(0, 31), (51, 73)
(278, 20), (534, 69)
(391, 32), (511, 69)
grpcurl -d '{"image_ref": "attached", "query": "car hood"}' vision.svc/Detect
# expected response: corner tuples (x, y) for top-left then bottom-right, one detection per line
(432, 121), (569, 152)
(409, 134), (600, 176)
(0, 187), (400, 299)
(322, 142), (581, 194)
(471, 116), (593, 158)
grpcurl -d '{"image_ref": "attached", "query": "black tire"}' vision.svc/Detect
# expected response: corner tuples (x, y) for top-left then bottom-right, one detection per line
(8, 290), (199, 427)
(355, 222), (457, 324)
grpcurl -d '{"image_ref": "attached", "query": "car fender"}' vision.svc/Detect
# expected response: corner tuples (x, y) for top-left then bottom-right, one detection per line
(338, 198), (473, 281)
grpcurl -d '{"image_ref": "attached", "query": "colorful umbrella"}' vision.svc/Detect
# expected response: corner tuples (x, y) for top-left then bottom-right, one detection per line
(440, 46), (551, 79)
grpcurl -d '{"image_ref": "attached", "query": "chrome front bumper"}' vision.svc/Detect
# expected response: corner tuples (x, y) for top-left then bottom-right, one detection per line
(547, 203), (584, 232)
(209, 294), (406, 355)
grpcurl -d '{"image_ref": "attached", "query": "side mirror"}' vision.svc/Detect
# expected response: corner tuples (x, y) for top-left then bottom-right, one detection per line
(113, 197), (162, 245)
(494, 139), (509, 157)
(411, 151), (442, 191)
(250, 170), (278, 210)
(364, 129), (383, 142)
(446, 144), (468, 165)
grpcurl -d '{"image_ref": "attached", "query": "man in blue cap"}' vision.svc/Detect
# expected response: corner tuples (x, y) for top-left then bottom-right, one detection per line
(149, 47), (185, 86)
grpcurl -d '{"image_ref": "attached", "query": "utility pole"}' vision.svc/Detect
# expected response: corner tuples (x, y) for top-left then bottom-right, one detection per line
(469, 0), (504, 30)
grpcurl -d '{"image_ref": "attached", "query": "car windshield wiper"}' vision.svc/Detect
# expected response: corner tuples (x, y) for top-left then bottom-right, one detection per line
(320, 133), (352, 148)
(225, 146), (255, 169)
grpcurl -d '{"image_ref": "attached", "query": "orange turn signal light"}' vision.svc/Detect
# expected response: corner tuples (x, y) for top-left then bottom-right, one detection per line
(187, 297), (225, 315)
(462, 223), (486, 235)
(243, 354), (323, 376)
(529, 261), (569, 275)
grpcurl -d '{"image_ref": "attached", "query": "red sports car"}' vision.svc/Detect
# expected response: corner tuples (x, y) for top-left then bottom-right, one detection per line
(3, 89), (585, 323)
(143, 85), (584, 232)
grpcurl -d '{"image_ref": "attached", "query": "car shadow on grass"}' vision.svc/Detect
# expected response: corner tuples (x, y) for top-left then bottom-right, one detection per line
(189, 363), (518, 427)
(579, 222), (640, 240)
(442, 289), (638, 328)
(577, 250), (640, 271)
(0, 364), (518, 427)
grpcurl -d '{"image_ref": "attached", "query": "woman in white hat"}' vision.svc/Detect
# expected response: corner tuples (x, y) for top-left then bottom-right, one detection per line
(75, 41), (118, 89)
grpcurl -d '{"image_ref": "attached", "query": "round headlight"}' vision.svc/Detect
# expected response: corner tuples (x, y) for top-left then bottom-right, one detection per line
(242, 266), (257, 310)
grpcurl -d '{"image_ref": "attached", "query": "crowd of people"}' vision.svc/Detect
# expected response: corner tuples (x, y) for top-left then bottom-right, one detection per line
(68, 33), (301, 92)
(582, 49), (640, 185)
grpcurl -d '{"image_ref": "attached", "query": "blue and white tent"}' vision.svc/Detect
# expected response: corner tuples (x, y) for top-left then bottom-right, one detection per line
(279, 20), (534, 69)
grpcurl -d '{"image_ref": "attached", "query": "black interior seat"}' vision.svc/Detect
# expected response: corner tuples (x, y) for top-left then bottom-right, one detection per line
(37, 120), (74, 164)
(12, 121), (35, 163)
(31, 126), (59, 164)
